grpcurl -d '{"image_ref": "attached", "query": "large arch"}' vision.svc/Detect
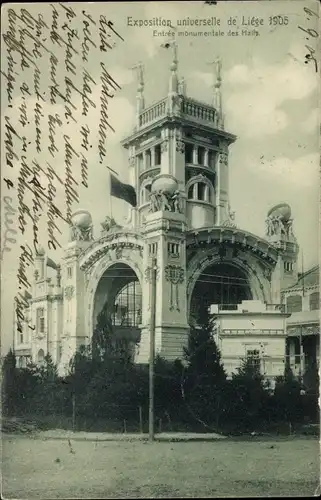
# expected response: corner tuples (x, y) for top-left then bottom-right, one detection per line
(190, 261), (253, 321)
(92, 262), (142, 352)
(187, 250), (271, 320)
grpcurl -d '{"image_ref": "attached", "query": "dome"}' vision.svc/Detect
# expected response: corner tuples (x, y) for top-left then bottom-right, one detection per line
(151, 174), (178, 195)
(267, 203), (291, 221)
(71, 209), (92, 229)
(36, 245), (45, 256)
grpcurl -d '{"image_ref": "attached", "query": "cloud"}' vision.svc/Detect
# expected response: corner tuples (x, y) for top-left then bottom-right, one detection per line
(246, 152), (319, 188)
(300, 109), (319, 134)
(194, 56), (318, 138)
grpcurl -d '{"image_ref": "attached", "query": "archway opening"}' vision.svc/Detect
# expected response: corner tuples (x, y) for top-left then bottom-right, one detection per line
(190, 262), (252, 322)
(93, 263), (142, 355)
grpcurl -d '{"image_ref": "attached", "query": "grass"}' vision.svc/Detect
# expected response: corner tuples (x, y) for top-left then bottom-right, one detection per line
(2, 435), (320, 498)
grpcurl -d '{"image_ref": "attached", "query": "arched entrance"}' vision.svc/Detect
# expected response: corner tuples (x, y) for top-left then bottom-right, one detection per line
(93, 263), (142, 354)
(189, 262), (252, 321)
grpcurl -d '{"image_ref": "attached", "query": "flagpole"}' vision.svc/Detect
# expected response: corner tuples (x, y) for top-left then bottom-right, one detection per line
(299, 251), (305, 385)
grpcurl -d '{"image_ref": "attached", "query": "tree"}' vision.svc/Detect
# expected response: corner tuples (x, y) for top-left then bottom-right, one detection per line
(183, 303), (226, 428)
(2, 349), (17, 416)
(273, 366), (304, 424)
(225, 356), (270, 432)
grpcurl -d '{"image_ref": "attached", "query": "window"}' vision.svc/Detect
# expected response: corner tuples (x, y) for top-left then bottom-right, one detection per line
(187, 182), (211, 202)
(141, 183), (152, 204)
(36, 308), (45, 333)
(145, 149), (151, 169)
(208, 150), (216, 169)
(155, 144), (161, 166)
(113, 281), (142, 327)
(197, 147), (205, 165)
(37, 349), (45, 364)
(148, 242), (158, 256)
(168, 242), (180, 258)
(284, 262), (293, 272)
(185, 143), (193, 164)
(309, 292), (319, 311)
(246, 349), (260, 371)
(19, 333), (24, 344)
(67, 267), (72, 279)
(286, 295), (302, 313)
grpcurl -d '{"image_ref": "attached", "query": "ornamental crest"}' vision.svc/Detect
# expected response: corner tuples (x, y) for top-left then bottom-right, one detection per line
(165, 265), (185, 311)
(64, 285), (75, 300)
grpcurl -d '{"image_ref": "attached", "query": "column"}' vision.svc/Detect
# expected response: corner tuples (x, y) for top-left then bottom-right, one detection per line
(204, 185), (209, 203)
(193, 183), (198, 200)
(150, 146), (155, 167)
(193, 145), (198, 164)
(204, 148), (209, 168)
(143, 150), (147, 171)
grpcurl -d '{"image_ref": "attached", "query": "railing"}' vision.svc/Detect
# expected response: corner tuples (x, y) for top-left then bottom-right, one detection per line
(181, 98), (216, 123)
(139, 99), (167, 127)
(217, 304), (238, 311)
(138, 96), (217, 128)
(266, 303), (286, 313)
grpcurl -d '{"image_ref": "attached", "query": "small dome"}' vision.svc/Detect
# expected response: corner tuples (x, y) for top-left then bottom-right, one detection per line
(151, 174), (178, 196)
(267, 203), (291, 221)
(71, 209), (92, 229)
(36, 245), (45, 256)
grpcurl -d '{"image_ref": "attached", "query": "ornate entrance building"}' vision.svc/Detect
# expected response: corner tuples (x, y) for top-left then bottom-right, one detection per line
(19, 47), (302, 375)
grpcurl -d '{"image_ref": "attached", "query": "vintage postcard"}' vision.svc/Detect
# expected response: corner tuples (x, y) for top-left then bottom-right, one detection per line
(1, 0), (320, 498)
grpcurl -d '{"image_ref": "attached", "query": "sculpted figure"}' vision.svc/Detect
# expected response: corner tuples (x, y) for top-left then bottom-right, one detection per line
(101, 216), (116, 232)
(286, 218), (294, 237)
(158, 190), (171, 211)
(149, 191), (160, 213)
(265, 216), (274, 236)
(172, 190), (182, 213)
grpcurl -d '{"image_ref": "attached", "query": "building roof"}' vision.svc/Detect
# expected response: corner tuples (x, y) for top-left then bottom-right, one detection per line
(290, 265), (319, 289)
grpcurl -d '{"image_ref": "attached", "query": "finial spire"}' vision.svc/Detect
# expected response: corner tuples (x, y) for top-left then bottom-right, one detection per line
(132, 62), (145, 121)
(207, 57), (223, 128)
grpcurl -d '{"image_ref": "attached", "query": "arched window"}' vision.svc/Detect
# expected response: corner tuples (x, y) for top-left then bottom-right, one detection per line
(37, 349), (45, 364)
(113, 281), (142, 327)
(140, 183), (152, 204)
(286, 295), (302, 313)
(187, 181), (212, 203)
(309, 292), (319, 311)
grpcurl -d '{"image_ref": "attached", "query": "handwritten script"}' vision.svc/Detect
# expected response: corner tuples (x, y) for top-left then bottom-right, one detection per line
(1, 3), (124, 333)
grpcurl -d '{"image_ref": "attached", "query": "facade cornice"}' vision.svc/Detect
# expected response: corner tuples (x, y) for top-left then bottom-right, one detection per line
(186, 227), (279, 264)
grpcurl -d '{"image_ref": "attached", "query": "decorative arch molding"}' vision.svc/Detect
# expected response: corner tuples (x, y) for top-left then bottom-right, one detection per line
(186, 247), (272, 317)
(186, 174), (215, 203)
(78, 231), (143, 273)
(85, 253), (144, 341)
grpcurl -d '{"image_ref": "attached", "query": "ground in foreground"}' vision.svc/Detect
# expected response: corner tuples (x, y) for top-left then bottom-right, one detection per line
(2, 436), (319, 498)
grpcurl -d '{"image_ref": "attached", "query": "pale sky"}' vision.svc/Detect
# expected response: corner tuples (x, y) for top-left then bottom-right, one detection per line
(1, 1), (319, 353)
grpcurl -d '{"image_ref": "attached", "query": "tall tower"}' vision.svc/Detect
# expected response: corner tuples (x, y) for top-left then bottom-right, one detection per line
(265, 204), (299, 302)
(121, 43), (236, 362)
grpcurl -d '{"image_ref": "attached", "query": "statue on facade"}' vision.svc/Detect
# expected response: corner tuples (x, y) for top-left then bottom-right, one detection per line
(71, 223), (93, 241)
(149, 190), (172, 212)
(101, 215), (117, 232)
(171, 190), (182, 213)
(149, 191), (160, 212)
(265, 214), (294, 238)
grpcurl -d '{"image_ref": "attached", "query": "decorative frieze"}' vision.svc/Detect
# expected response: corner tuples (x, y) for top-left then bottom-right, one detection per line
(64, 286), (75, 300)
(165, 265), (185, 311)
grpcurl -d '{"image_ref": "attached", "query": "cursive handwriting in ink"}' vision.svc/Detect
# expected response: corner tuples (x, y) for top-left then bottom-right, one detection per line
(1, 196), (17, 260)
(299, 6), (319, 73)
(4, 116), (21, 168)
(1, 8), (18, 103)
(99, 16), (124, 52)
(82, 10), (97, 63)
(48, 113), (62, 157)
(98, 63), (121, 163)
(64, 135), (80, 223)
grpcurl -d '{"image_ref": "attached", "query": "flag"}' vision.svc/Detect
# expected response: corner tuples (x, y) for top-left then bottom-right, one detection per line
(110, 174), (137, 207)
